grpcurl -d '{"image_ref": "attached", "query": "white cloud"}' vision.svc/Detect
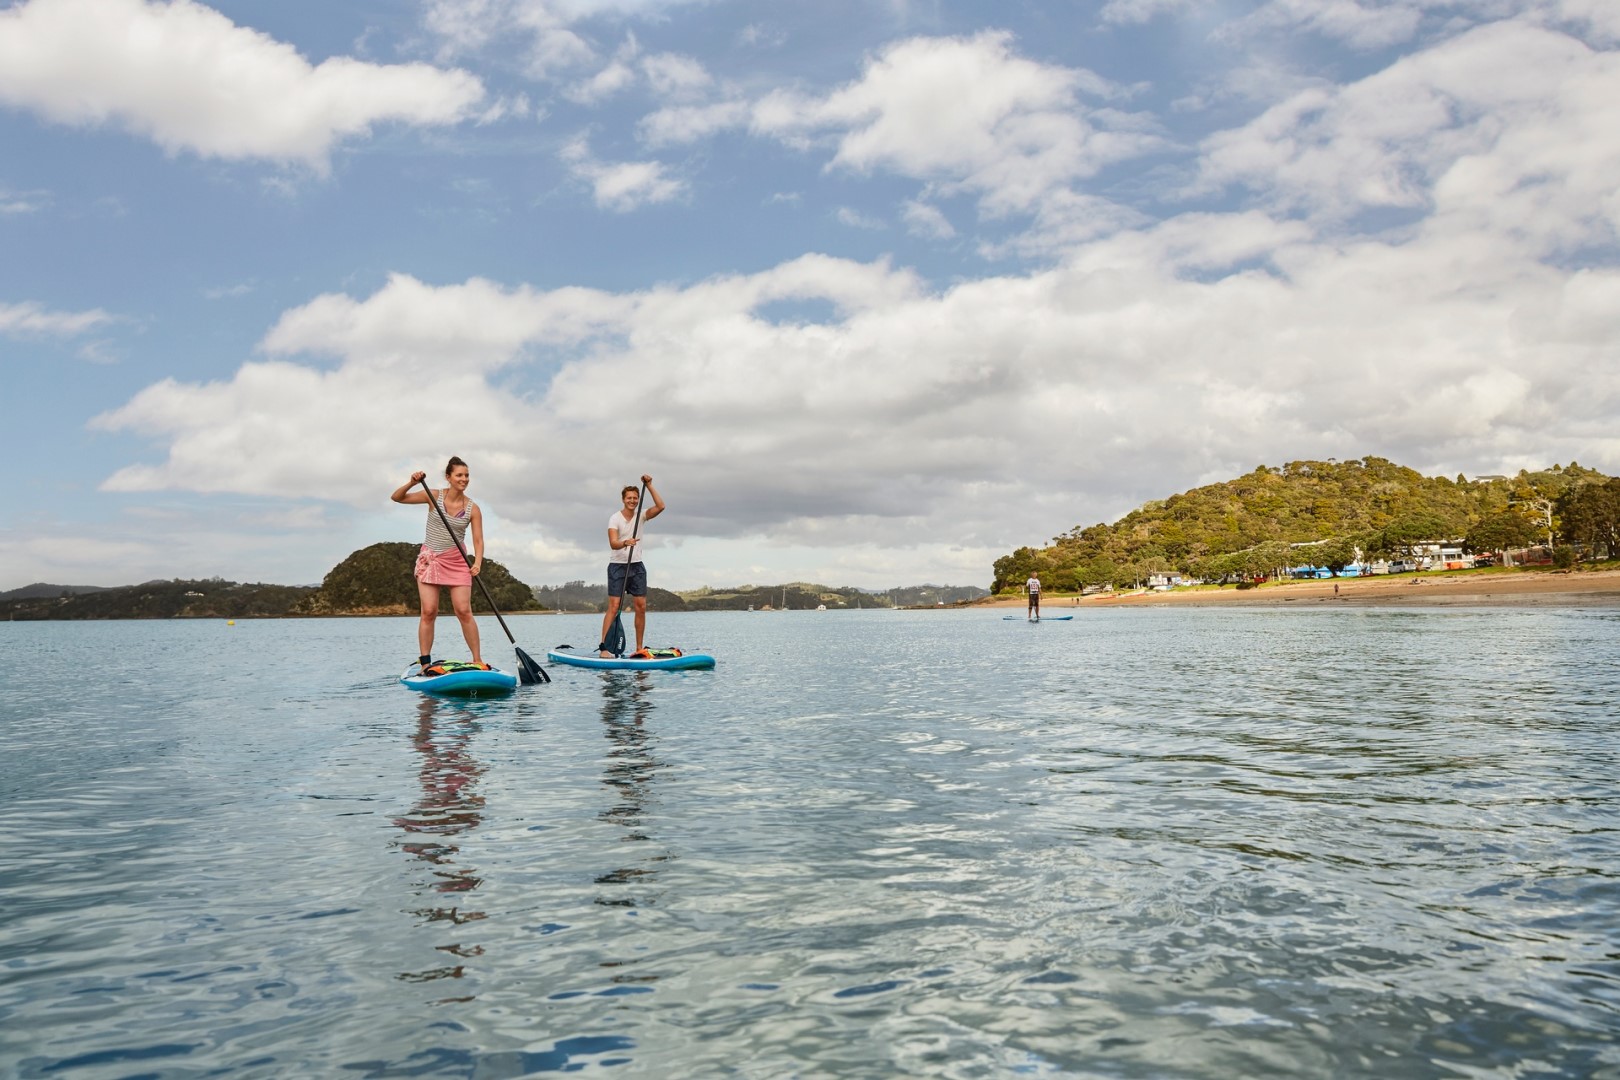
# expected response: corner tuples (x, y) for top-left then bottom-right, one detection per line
(565, 34), (640, 103)
(835, 206), (886, 229)
(425, 0), (595, 76)
(560, 134), (685, 209)
(1227, 0), (1427, 50)
(423, 0), (710, 79)
(0, 186), (49, 213)
(737, 22), (787, 49)
(0, 0), (485, 170)
(0, 299), (114, 336)
(76, 339), (122, 364)
(476, 93), (533, 123)
(642, 52), (712, 98)
(1197, 20), (1620, 256)
(752, 32), (1152, 214)
(1101, 0), (1209, 25)
(634, 31), (1164, 253)
(639, 99), (750, 146)
(1558, 0), (1620, 44)
(902, 199), (956, 239)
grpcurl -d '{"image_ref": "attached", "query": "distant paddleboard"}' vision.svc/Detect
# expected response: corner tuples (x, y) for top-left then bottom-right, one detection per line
(547, 647), (716, 671)
(400, 662), (518, 695)
(1003, 614), (1074, 621)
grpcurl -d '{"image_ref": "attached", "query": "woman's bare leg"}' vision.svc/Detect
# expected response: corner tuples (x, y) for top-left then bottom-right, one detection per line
(417, 580), (440, 659)
(450, 585), (482, 664)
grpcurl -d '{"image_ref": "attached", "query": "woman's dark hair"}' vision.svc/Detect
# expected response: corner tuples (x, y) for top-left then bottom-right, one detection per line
(445, 455), (468, 478)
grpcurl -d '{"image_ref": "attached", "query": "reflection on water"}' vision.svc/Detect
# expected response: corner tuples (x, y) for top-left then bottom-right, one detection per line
(393, 696), (486, 994)
(595, 672), (671, 909)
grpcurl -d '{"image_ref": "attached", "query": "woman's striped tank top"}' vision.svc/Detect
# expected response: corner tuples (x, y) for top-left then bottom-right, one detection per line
(425, 491), (473, 553)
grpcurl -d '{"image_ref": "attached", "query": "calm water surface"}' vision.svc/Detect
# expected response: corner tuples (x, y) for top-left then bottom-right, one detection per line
(2, 607), (1617, 1077)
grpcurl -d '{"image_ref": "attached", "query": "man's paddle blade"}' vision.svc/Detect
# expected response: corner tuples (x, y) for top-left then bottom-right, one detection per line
(604, 614), (626, 657)
(515, 646), (548, 684)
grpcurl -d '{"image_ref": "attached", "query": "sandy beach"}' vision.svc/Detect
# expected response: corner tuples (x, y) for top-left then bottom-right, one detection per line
(986, 567), (1620, 608)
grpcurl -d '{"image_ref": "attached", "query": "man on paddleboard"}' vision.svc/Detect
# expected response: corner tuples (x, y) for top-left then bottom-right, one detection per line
(1026, 571), (1041, 620)
(598, 475), (665, 658)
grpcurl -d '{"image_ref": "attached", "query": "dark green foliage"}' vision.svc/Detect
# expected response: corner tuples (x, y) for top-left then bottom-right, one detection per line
(645, 587), (688, 612)
(0, 582), (114, 602)
(534, 580), (605, 612)
(1465, 510), (1539, 555)
(297, 542), (541, 614)
(679, 582), (879, 611)
(1557, 477), (1620, 559)
(993, 457), (1612, 590)
(0, 578), (316, 620)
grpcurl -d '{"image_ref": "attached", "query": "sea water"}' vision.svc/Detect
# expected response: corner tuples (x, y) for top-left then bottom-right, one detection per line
(1, 607), (1617, 1078)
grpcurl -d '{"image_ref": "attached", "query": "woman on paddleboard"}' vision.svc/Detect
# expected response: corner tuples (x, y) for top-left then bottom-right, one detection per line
(598, 475), (665, 658)
(391, 456), (485, 669)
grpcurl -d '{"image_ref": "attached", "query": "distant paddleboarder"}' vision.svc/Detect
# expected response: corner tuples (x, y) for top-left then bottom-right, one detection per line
(391, 456), (485, 669)
(598, 475), (665, 658)
(1026, 572), (1042, 620)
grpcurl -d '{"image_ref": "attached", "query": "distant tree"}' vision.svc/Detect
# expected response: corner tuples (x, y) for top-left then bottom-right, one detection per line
(1557, 478), (1620, 559)
(1314, 537), (1359, 575)
(992, 547), (1043, 593)
(1465, 510), (1537, 556)
(1373, 513), (1454, 561)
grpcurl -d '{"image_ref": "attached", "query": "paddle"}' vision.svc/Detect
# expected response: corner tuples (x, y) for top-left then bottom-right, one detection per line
(603, 480), (648, 658)
(416, 478), (548, 684)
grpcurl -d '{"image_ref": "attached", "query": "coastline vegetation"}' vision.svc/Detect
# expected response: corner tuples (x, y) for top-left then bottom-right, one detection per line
(1, 542), (985, 620)
(992, 456), (1620, 594)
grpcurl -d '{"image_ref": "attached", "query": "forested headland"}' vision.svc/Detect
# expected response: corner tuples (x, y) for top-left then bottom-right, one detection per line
(992, 456), (1620, 593)
(2, 541), (986, 619)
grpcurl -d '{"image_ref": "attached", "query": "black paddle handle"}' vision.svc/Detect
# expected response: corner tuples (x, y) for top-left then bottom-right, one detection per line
(416, 478), (520, 647)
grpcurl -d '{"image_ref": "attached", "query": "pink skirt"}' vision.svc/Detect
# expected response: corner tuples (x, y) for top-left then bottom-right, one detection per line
(416, 545), (472, 587)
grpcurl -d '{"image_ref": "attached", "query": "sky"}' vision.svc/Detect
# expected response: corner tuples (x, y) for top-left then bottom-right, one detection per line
(2, 0), (1618, 593)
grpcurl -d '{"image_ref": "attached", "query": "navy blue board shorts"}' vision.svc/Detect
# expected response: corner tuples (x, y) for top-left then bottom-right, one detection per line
(608, 561), (648, 598)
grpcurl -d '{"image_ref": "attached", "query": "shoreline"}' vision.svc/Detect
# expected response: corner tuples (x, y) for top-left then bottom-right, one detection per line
(983, 567), (1620, 609)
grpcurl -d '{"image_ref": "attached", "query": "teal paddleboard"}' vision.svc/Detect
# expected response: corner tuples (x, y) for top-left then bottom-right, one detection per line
(400, 663), (518, 695)
(1003, 614), (1074, 620)
(547, 647), (715, 671)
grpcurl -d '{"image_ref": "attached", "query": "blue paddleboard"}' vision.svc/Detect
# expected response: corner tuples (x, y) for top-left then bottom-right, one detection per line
(400, 663), (519, 695)
(547, 647), (716, 671)
(1003, 614), (1074, 620)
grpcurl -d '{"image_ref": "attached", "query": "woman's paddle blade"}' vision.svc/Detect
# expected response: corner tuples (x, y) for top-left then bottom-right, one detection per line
(515, 645), (549, 684)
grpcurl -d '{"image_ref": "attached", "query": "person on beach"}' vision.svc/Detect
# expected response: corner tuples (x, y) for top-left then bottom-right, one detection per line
(599, 475), (665, 658)
(1026, 572), (1042, 620)
(391, 457), (484, 670)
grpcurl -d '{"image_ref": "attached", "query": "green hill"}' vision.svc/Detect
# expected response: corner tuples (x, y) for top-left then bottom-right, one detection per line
(294, 542), (541, 615)
(0, 578), (315, 620)
(993, 456), (1612, 592)
(534, 579), (688, 612)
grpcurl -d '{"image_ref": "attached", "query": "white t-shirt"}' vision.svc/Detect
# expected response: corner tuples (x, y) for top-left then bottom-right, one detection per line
(1026, 575), (1041, 595)
(608, 510), (647, 565)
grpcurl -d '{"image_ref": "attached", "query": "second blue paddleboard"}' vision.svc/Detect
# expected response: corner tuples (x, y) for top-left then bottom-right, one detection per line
(547, 648), (716, 671)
